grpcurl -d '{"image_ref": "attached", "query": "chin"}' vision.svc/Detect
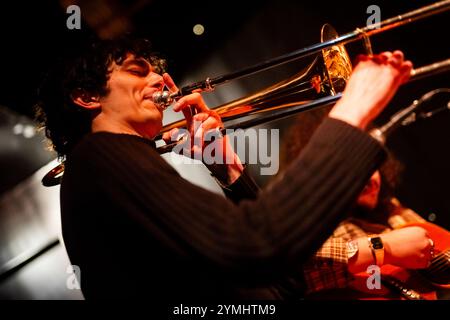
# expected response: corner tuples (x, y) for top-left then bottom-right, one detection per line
(133, 117), (163, 139)
(144, 122), (162, 139)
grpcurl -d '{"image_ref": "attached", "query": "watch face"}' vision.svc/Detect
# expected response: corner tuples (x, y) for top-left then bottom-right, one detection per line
(371, 237), (384, 250)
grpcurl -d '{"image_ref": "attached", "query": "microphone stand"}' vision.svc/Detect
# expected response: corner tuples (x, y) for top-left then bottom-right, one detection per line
(370, 88), (450, 144)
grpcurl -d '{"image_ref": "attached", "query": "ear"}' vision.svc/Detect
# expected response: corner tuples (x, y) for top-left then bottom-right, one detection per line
(71, 88), (101, 110)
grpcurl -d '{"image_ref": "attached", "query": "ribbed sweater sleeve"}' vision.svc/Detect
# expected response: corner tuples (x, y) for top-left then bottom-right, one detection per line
(62, 117), (385, 284)
(221, 167), (260, 203)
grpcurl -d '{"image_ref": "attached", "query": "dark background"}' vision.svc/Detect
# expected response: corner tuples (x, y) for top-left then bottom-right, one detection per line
(0, 2), (449, 298)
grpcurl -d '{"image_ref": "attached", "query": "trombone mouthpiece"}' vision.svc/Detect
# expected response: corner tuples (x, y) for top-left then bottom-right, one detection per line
(152, 91), (181, 110)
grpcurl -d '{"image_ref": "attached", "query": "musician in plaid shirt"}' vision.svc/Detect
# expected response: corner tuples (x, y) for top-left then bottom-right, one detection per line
(302, 165), (431, 295)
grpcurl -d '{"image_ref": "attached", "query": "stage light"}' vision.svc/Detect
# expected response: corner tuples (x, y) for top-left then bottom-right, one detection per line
(193, 24), (204, 36)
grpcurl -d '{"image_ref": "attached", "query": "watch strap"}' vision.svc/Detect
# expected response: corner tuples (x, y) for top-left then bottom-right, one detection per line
(368, 235), (384, 266)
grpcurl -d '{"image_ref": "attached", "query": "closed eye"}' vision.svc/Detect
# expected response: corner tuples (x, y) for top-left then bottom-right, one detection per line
(128, 68), (145, 76)
(124, 58), (151, 77)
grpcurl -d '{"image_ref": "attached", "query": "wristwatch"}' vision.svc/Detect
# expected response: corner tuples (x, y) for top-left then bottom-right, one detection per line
(368, 235), (384, 266)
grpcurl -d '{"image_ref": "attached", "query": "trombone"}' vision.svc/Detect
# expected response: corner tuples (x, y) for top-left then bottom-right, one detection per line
(42, 0), (450, 187)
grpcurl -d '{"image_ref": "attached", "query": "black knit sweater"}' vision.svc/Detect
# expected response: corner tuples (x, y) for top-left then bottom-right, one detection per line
(60, 117), (385, 300)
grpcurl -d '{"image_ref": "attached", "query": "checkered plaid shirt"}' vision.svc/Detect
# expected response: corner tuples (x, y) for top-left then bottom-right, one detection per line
(302, 198), (426, 295)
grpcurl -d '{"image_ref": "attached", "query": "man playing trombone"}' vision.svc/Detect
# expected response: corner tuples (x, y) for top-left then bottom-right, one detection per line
(35, 37), (412, 300)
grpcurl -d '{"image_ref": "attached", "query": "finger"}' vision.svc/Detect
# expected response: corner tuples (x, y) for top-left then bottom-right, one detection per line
(162, 132), (170, 143)
(171, 97), (195, 128)
(399, 60), (413, 83)
(192, 112), (220, 145)
(392, 50), (404, 62)
(379, 51), (393, 62)
(354, 54), (369, 65)
(191, 112), (210, 138)
(192, 144), (203, 160)
(192, 112), (210, 123)
(368, 53), (385, 64)
(193, 118), (225, 156)
(199, 117), (223, 139)
(191, 111), (220, 127)
(206, 109), (222, 122)
(357, 54), (369, 61)
(401, 60), (413, 71)
(197, 109), (222, 124)
(162, 128), (180, 143)
(388, 53), (402, 68)
(193, 125), (204, 147)
(205, 116), (224, 136)
(163, 73), (179, 93)
(173, 92), (209, 113)
(191, 124), (204, 155)
(181, 106), (194, 128)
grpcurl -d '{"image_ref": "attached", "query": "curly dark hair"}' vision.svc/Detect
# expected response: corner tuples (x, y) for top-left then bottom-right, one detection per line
(34, 37), (167, 159)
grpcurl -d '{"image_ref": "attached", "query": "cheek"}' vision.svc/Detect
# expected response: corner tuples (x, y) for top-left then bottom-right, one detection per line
(357, 196), (376, 209)
(110, 75), (141, 96)
(105, 78), (128, 100)
(357, 187), (380, 207)
(373, 188), (381, 201)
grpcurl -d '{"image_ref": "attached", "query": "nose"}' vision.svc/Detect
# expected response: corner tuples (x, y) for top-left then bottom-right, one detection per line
(147, 72), (164, 89)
